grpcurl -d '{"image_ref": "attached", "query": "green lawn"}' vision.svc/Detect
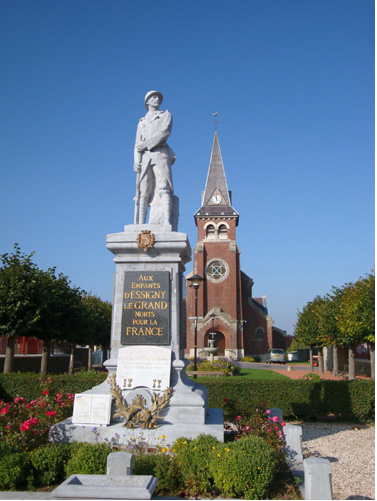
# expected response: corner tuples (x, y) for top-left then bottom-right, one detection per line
(235, 368), (289, 380)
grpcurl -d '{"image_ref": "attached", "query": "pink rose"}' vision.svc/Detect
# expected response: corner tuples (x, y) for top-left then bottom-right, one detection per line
(266, 409), (271, 414)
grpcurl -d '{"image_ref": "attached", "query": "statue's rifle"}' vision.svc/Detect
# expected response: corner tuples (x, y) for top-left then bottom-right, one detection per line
(134, 167), (141, 224)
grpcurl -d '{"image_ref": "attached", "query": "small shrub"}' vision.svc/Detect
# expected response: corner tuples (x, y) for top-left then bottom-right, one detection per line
(133, 453), (181, 495)
(30, 443), (73, 487)
(65, 443), (111, 477)
(187, 358), (241, 376)
(302, 373), (322, 382)
(0, 390), (74, 452)
(210, 435), (279, 499)
(173, 434), (220, 495)
(0, 452), (33, 491)
(241, 356), (256, 362)
(232, 406), (286, 464)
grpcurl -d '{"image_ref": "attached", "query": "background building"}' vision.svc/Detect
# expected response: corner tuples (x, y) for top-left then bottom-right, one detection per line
(185, 132), (286, 360)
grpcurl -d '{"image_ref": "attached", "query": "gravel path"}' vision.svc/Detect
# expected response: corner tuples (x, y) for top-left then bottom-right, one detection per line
(301, 422), (375, 500)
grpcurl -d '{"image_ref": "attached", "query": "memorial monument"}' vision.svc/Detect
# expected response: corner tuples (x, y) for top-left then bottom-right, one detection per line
(50, 91), (223, 447)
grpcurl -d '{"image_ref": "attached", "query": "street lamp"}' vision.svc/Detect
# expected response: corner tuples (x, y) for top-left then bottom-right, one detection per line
(186, 274), (205, 379)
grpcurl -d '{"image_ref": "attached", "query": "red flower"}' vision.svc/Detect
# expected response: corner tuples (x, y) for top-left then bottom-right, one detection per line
(0, 408), (9, 415)
(56, 393), (62, 402)
(235, 415), (242, 421)
(223, 398), (229, 402)
(45, 410), (56, 416)
(68, 394), (74, 400)
(43, 390), (49, 395)
(20, 422), (30, 431)
(14, 397), (24, 404)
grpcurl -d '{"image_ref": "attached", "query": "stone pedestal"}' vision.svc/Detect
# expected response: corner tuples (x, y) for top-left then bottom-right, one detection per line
(50, 224), (223, 446)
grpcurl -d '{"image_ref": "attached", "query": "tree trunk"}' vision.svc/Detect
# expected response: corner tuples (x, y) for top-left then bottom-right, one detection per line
(3, 336), (16, 373)
(369, 343), (375, 379)
(309, 347), (313, 371)
(318, 347), (324, 374)
(68, 343), (76, 375)
(40, 339), (51, 374)
(332, 344), (339, 377)
(348, 345), (356, 380)
(88, 345), (93, 371)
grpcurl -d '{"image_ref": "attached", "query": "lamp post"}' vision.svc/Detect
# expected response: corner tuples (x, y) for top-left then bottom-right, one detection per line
(209, 312), (216, 341)
(186, 274), (205, 379)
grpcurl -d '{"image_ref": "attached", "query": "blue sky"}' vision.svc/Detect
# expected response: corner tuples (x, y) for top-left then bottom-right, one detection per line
(1, 0), (374, 336)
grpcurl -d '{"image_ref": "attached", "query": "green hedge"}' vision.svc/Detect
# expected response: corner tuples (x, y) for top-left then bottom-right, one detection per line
(0, 371), (107, 402)
(203, 378), (375, 423)
(0, 372), (374, 423)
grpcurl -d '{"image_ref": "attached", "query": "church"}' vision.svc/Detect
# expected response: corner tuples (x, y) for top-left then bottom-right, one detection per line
(184, 132), (286, 360)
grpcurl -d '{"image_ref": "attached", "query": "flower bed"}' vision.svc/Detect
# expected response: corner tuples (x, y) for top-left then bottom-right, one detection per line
(0, 377), (300, 498)
(186, 357), (241, 376)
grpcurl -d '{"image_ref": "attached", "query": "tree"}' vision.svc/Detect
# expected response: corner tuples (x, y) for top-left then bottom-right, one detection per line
(338, 272), (375, 379)
(0, 245), (42, 373)
(294, 297), (324, 372)
(29, 268), (84, 374)
(315, 289), (345, 377)
(80, 294), (112, 369)
(286, 337), (308, 352)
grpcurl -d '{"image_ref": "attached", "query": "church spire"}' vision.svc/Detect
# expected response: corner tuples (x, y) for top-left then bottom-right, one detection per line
(195, 131), (238, 223)
(202, 131), (231, 207)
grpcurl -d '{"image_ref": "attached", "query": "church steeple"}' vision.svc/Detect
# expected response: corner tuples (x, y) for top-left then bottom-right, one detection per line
(195, 131), (239, 225)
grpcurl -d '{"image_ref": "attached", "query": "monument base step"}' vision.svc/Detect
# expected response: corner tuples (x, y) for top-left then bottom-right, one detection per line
(50, 408), (224, 448)
(51, 474), (158, 500)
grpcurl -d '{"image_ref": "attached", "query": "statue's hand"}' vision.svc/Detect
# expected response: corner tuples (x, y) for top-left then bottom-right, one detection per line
(133, 164), (141, 173)
(135, 141), (147, 153)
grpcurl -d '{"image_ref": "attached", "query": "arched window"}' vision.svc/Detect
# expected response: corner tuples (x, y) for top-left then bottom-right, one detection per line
(206, 224), (216, 239)
(256, 328), (264, 342)
(218, 224), (228, 239)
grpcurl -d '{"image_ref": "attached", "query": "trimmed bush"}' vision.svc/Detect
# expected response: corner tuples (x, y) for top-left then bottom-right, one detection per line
(30, 443), (73, 487)
(133, 453), (181, 495)
(65, 443), (112, 477)
(172, 434), (219, 495)
(204, 379), (375, 422)
(210, 435), (279, 500)
(0, 452), (33, 491)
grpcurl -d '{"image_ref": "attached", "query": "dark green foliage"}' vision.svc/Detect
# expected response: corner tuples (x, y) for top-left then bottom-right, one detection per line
(0, 452), (33, 491)
(0, 371), (107, 402)
(173, 434), (220, 495)
(29, 443), (73, 487)
(204, 379), (375, 423)
(65, 443), (112, 477)
(133, 454), (181, 495)
(210, 436), (279, 500)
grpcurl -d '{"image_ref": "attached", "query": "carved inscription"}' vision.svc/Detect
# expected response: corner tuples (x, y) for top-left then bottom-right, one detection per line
(121, 271), (169, 345)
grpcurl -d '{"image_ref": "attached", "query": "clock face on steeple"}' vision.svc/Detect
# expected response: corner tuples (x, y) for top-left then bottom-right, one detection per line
(211, 194), (222, 205)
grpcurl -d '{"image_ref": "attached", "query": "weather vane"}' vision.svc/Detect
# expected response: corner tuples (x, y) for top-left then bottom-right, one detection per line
(212, 112), (219, 131)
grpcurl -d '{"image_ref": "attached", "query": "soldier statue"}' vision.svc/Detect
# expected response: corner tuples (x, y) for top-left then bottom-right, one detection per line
(133, 91), (176, 226)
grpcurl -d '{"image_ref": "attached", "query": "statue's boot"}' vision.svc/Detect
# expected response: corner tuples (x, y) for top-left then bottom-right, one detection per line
(160, 191), (172, 226)
(138, 199), (148, 224)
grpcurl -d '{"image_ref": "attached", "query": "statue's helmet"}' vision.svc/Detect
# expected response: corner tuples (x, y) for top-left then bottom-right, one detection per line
(144, 90), (163, 109)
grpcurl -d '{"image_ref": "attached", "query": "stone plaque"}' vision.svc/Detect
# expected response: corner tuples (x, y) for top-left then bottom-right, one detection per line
(72, 394), (112, 425)
(116, 345), (171, 390)
(121, 271), (170, 345)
